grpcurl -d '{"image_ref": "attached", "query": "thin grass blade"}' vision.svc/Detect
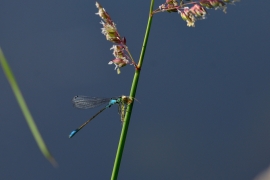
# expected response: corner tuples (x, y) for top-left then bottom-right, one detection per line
(0, 48), (58, 167)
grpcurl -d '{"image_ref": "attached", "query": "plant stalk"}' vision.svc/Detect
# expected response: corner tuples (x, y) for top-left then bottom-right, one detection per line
(111, 1), (154, 179)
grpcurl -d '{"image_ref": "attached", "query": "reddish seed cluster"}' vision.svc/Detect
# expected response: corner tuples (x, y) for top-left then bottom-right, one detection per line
(96, 2), (132, 74)
(155, 0), (240, 27)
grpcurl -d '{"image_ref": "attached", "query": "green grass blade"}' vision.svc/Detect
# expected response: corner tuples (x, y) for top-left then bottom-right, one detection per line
(111, 1), (154, 179)
(0, 48), (58, 167)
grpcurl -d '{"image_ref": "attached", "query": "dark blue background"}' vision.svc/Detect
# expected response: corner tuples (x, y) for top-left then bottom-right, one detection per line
(1, 1), (270, 179)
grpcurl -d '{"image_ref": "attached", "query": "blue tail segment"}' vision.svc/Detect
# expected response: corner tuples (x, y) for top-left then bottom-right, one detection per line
(69, 129), (79, 138)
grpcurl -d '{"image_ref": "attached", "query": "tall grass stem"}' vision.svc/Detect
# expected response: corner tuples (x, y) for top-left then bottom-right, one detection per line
(110, 1), (154, 179)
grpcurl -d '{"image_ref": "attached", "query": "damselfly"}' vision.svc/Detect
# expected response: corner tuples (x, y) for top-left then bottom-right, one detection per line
(69, 95), (133, 138)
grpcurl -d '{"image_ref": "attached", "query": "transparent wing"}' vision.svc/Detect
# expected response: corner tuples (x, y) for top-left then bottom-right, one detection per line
(117, 102), (127, 122)
(72, 96), (112, 109)
(117, 103), (122, 116)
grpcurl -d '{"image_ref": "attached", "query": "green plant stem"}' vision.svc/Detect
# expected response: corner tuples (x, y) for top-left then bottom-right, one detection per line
(0, 48), (58, 167)
(111, 1), (154, 179)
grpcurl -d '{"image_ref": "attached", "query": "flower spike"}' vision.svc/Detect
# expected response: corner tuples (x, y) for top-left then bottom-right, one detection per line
(96, 2), (138, 74)
(153, 0), (240, 27)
